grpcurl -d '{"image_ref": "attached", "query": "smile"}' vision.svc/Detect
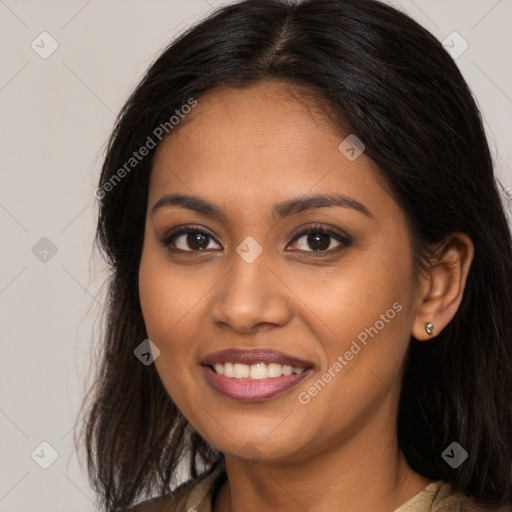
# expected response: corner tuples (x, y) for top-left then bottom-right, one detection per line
(200, 348), (314, 401)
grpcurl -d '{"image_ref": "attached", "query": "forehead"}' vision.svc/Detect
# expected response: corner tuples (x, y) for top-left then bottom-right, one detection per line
(178, 80), (343, 135)
(149, 81), (391, 217)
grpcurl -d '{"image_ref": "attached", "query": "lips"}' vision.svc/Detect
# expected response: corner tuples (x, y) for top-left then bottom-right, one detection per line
(200, 348), (314, 402)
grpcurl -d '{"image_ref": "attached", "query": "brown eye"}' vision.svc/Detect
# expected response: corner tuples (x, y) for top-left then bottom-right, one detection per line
(160, 227), (221, 252)
(288, 225), (352, 254)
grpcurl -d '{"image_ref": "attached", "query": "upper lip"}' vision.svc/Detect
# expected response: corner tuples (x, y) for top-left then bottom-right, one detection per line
(201, 348), (313, 368)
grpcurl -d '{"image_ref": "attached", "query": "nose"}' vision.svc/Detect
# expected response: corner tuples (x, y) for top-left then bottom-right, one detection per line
(209, 252), (292, 334)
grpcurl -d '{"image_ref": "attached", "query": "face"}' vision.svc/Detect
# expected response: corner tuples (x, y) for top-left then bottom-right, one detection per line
(138, 81), (422, 464)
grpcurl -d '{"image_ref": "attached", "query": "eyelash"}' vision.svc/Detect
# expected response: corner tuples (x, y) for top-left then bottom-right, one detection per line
(159, 223), (352, 256)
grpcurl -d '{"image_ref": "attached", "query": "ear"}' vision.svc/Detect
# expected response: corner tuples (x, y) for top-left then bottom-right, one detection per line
(412, 233), (474, 340)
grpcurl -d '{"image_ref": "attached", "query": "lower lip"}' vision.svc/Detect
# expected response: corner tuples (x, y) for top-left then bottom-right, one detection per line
(201, 365), (312, 402)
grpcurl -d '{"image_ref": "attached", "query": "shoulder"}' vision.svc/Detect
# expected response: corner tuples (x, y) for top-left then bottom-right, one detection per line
(396, 480), (510, 512)
(433, 482), (510, 512)
(121, 483), (192, 512)
(123, 463), (226, 512)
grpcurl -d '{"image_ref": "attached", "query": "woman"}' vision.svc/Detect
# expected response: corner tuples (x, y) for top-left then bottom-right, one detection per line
(79, 0), (512, 511)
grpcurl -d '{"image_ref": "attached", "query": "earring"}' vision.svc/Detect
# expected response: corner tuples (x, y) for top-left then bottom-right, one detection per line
(425, 322), (434, 336)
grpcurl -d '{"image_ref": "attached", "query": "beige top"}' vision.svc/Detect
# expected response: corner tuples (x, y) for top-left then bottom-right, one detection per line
(126, 464), (501, 512)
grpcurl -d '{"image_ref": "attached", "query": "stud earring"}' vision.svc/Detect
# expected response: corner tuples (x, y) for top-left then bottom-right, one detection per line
(425, 322), (434, 336)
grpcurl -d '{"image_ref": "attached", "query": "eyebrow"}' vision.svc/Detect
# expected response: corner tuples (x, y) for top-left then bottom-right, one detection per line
(151, 192), (374, 221)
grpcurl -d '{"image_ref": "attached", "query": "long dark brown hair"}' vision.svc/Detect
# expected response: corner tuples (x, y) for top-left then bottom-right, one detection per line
(77, 0), (512, 510)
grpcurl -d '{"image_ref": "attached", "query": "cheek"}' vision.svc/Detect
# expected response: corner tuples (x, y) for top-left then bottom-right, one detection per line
(138, 242), (205, 341)
(138, 246), (209, 408)
(139, 251), (182, 332)
(293, 249), (416, 408)
(292, 245), (414, 352)
(294, 297), (411, 445)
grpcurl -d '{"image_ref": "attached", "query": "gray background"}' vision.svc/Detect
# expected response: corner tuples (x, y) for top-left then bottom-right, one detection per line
(1, 0), (511, 511)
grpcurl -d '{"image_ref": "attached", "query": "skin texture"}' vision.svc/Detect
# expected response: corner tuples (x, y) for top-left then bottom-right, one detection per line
(138, 81), (474, 512)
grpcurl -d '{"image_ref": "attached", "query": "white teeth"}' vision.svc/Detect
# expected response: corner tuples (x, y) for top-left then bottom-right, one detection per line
(224, 362), (234, 378)
(211, 362), (307, 379)
(249, 363), (267, 379)
(233, 363), (250, 379)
